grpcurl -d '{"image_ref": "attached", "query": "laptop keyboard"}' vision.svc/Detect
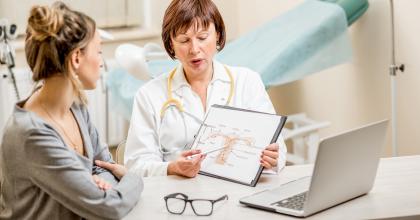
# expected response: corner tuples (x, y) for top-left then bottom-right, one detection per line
(271, 191), (308, 211)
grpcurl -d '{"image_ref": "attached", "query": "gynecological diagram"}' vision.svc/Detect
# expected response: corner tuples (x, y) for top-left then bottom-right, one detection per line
(197, 124), (261, 167)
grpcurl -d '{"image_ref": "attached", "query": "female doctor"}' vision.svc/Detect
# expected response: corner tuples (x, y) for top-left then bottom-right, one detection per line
(125, 0), (287, 178)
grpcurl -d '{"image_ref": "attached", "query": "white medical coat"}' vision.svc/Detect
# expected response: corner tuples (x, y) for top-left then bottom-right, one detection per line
(125, 60), (287, 177)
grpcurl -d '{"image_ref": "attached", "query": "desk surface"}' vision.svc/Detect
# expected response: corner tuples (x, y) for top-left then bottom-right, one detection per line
(124, 155), (420, 220)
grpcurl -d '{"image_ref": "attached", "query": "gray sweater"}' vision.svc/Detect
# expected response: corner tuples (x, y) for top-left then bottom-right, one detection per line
(0, 101), (143, 220)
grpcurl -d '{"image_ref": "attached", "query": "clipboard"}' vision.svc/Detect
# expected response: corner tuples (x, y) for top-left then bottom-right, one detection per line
(190, 104), (287, 187)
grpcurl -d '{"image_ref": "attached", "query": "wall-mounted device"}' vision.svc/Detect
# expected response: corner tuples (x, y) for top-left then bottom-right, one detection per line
(0, 18), (20, 100)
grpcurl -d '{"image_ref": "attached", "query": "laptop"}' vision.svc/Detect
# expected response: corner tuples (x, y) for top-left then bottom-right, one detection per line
(240, 120), (388, 217)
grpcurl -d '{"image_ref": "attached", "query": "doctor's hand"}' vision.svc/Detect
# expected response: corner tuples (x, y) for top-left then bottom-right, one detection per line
(95, 160), (127, 180)
(260, 143), (279, 169)
(167, 149), (205, 178)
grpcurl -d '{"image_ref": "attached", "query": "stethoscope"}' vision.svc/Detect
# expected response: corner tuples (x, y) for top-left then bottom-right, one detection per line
(157, 65), (235, 157)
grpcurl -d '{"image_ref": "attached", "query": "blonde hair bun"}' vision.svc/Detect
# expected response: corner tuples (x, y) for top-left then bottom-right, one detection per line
(25, 1), (96, 106)
(27, 3), (64, 41)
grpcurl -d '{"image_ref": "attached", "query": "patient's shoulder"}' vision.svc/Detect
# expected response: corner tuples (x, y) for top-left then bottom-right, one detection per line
(5, 106), (44, 135)
(1, 106), (53, 152)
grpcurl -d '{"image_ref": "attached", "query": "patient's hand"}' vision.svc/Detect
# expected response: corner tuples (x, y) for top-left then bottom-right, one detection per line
(167, 149), (205, 178)
(95, 160), (127, 180)
(92, 175), (112, 190)
(260, 143), (279, 169)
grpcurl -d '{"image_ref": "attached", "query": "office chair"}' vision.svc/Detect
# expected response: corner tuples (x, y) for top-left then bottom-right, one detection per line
(115, 140), (126, 165)
(282, 113), (330, 165)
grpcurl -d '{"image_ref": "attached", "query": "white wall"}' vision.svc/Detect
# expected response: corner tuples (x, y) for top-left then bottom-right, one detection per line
(392, 0), (420, 155)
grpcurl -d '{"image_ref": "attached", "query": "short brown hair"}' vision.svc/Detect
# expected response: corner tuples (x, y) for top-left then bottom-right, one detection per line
(162, 0), (226, 59)
(25, 1), (96, 105)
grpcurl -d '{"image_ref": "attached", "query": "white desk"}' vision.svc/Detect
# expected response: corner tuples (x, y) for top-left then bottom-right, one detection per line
(124, 156), (420, 220)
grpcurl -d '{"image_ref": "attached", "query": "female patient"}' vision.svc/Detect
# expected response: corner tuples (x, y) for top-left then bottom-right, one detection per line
(0, 2), (142, 219)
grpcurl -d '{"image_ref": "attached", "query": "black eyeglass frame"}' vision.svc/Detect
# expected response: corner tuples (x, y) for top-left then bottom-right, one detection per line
(164, 192), (228, 216)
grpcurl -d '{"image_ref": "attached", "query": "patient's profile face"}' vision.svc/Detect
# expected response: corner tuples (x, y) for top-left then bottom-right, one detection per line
(77, 31), (103, 90)
(171, 21), (219, 76)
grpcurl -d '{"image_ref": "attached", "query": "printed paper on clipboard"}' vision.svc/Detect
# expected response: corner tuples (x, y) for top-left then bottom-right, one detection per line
(190, 105), (287, 187)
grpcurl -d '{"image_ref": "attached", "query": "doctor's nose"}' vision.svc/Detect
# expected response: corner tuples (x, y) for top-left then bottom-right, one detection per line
(189, 39), (200, 55)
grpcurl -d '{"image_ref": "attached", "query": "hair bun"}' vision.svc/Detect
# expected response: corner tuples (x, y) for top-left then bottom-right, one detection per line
(27, 4), (64, 41)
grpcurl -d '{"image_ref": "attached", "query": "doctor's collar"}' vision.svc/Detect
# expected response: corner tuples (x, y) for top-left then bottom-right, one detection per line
(170, 60), (231, 92)
(212, 59), (231, 83)
(170, 63), (189, 92)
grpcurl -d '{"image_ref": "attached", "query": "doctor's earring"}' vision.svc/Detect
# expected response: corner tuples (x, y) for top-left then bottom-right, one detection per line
(216, 44), (221, 50)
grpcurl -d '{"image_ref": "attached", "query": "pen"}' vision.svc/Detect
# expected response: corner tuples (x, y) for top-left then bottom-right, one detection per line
(186, 146), (227, 160)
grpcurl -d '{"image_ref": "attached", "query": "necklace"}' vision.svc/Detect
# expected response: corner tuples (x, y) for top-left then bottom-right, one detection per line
(40, 102), (82, 153)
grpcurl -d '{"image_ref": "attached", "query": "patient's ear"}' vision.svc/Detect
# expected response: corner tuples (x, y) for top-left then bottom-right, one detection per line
(70, 49), (82, 70)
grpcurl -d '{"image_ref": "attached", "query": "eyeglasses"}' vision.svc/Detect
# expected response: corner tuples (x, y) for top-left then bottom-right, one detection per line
(164, 192), (228, 216)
